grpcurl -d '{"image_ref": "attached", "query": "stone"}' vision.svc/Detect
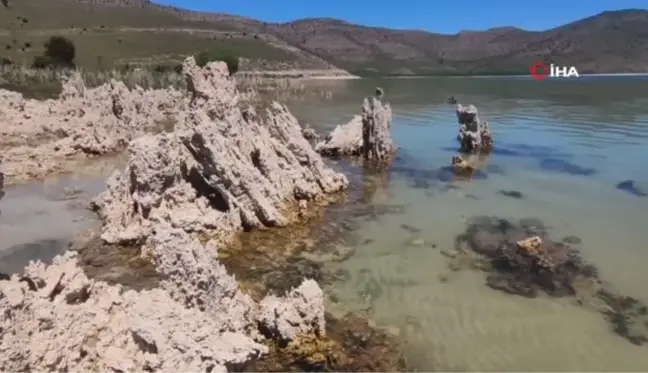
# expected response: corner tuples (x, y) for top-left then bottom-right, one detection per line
(92, 57), (348, 245)
(0, 252), (267, 372)
(458, 215), (648, 346)
(315, 88), (396, 163)
(456, 104), (492, 152)
(0, 72), (187, 184)
(302, 123), (319, 141)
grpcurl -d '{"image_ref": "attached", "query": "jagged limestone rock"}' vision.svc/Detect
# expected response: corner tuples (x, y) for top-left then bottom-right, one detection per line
(92, 57), (348, 245)
(456, 104), (492, 152)
(361, 95), (395, 162)
(0, 72), (187, 183)
(0, 252), (267, 372)
(315, 89), (395, 163)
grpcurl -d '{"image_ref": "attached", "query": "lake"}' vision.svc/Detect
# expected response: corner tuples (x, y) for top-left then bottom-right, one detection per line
(289, 76), (648, 371)
(1, 75), (647, 371)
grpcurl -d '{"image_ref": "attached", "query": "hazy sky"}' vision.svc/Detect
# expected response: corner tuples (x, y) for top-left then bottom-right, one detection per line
(153, 0), (646, 34)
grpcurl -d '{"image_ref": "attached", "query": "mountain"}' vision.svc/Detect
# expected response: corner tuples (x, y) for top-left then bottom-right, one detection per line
(2, 0), (647, 75)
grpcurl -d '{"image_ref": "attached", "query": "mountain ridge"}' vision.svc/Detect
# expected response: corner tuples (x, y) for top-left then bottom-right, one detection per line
(2, 1), (647, 75)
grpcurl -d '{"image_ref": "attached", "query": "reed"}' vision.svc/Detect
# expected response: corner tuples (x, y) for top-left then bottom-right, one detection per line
(0, 65), (334, 103)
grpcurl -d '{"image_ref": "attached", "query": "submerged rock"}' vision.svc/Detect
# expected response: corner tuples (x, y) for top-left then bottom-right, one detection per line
(92, 57), (348, 245)
(456, 104), (493, 152)
(460, 216), (598, 298)
(457, 215), (648, 345)
(316, 89), (396, 164)
(498, 190), (524, 199)
(616, 179), (647, 197)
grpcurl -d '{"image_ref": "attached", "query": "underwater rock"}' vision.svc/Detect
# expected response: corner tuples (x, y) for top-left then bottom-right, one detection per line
(616, 180), (647, 197)
(597, 289), (648, 346)
(539, 158), (596, 176)
(498, 190), (524, 199)
(0, 252), (268, 372)
(92, 57), (348, 245)
(458, 215), (648, 346)
(456, 104), (493, 152)
(244, 312), (407, 372)
(316, 89), (396, 164)
(461, 216), (599, 298)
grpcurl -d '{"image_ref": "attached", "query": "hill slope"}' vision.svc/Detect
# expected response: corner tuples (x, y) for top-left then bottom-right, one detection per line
(2, 0), (647, 75)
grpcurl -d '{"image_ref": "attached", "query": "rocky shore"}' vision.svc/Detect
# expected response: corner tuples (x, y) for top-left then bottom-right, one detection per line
(0, 58), (405, 371)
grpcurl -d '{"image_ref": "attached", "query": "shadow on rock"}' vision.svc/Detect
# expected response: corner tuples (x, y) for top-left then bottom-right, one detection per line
(616, 180), (647, 197)
(242, 312), (407, 372)
(451, 215), (648, 345)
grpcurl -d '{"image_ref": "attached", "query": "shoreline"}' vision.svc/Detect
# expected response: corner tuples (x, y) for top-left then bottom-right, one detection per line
(0, 57), (409, 372)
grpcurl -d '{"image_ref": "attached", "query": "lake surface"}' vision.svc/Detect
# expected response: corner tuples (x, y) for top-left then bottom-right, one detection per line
(289, 76), (648, 371)
(1, 76), (647, 371)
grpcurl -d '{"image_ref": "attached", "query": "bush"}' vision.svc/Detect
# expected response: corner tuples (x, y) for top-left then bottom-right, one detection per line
(153, 62), (183, 74)
(43, 36), (76, 67)
(194, 50), (239, 76)
(32, 55), (54, 69)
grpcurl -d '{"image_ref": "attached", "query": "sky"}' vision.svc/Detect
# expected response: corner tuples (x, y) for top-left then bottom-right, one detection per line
(154, 0), (647, 34)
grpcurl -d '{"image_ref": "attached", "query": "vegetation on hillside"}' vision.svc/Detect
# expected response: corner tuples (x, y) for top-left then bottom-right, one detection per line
(195, 50), (239, 75)
(1, 1), (647, 76)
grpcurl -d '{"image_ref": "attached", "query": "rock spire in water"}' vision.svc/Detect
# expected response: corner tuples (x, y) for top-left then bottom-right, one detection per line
(456, 104), (492, 152)
(315, 87), (396, 163)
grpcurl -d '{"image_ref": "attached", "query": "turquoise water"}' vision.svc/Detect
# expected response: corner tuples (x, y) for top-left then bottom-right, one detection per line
(290, 76), (648, 371)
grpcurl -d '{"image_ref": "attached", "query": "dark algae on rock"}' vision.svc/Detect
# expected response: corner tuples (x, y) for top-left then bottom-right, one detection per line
(244, 313), (407, 372)
(451, 215), (648, 346)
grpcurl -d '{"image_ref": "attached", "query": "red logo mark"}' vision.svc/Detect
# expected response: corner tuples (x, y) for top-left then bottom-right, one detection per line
(529, 61), (550, 81)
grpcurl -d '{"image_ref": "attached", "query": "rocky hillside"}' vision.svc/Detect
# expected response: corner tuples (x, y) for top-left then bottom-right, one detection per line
(2, 0), (647, 75)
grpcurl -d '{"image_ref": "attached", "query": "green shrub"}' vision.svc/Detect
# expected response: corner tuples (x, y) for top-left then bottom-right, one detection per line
(32, 55), (54, 69)
(153, 62), (183, 74)
(43, 36), (76, 67)
(194, 50), (239, 76)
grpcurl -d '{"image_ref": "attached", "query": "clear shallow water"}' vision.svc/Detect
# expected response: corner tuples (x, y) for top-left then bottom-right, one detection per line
(0, 176), (107, 274)
(289, 77), (648, 371)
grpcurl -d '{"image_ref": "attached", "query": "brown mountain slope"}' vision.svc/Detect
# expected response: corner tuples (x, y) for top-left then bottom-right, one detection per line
(2, 1), (648, 75)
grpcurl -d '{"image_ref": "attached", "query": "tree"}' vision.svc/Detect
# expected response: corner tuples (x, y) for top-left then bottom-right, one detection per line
(194, 50), (239, 76)
(43, 36), (76, 67)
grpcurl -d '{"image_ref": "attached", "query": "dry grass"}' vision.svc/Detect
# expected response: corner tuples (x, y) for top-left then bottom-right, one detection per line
(0, 64), (335, 104)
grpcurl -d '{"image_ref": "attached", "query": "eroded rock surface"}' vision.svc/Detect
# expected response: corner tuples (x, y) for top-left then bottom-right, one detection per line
(456, 104), (492, 152)
(0, 72), (187, 183)
(316, 89), (395, 163)
(0, 252), (267, 372)
(92, 57), (348, 245)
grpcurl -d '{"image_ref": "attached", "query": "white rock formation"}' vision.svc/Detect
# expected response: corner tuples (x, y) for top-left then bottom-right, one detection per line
(0, 252), (267, 372)
(92, 57), (348, 245)
(456, 104), (493, 152)
(0, 72), (186, 183)
(145, 228), (326, 342)
(258, 279), (326, 341)
(315, 91), (395, 161)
